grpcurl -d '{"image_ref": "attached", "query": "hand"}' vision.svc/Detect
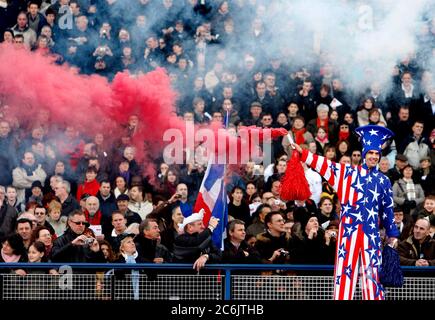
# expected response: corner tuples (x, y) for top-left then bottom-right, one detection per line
(15, 269), (27, 276)
(416, 259), (429, 267)
(269, 249), (283, 262)
(271, 128), (288, 139)
(208, 216), (219, 229)
(71, 235), (88, 246)
(153, 257), (164, 264)
(292, 143), (303, 153)
(89, 238), (100, 252)
(193, 254), (208, 271)
(308, 227), (318, 240)
(388, 237), (398, 248)
(168, 193), (181, 204)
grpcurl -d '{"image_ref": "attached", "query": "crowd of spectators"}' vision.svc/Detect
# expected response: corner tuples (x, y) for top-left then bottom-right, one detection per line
(0, 0), (434, 277)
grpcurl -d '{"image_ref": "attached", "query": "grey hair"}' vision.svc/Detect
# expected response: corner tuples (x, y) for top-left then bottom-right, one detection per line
(316, 104), (329, 113)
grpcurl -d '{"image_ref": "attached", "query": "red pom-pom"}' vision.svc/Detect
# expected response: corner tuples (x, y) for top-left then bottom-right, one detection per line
(280, 151), (311, 201)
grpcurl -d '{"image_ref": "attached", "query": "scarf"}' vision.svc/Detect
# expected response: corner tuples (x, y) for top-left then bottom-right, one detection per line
(1, 250), (21, 263)
(84, 210), (102, 225)
(315, 136), (329, 145)
(123, 252), (140, 300)
(291, 128), (306, 145)
(339, 131), (350, 141)
(23, 163), (38, 176)
(404, 179), (416, 201)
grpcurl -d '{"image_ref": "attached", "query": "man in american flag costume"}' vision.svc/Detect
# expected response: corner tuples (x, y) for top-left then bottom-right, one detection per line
(292, 125), (399, 300)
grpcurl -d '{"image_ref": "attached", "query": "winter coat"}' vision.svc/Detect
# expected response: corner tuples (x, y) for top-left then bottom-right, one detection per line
(398, 236), (435, 266)
(12, 165), (47, 203)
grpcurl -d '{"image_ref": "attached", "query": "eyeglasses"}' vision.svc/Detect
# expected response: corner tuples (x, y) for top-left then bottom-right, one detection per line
(34, 211), (46, 216)
(352, 154), (361, 157)
(70, 221), (89, 227)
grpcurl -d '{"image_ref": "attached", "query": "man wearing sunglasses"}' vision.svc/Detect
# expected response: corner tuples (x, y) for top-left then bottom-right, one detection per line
(51, 210), (104, 263)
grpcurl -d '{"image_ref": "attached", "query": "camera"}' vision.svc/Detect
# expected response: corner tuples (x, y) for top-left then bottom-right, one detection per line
(84, 237), (94, 245)
(330, 231), (337, 238)
(279, 249), (289, 257)
(274, 199), (281, 206)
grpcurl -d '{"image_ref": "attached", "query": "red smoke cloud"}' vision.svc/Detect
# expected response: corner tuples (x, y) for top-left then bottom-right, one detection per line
(0, 44), (182, 181)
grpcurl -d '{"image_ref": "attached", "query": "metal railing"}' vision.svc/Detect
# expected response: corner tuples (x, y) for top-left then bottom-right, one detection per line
(0, 263), (434, 300)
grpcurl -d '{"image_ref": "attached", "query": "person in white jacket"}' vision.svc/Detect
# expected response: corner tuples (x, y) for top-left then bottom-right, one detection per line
(128, 185), (153, 220)
(12, 151), (46, 203)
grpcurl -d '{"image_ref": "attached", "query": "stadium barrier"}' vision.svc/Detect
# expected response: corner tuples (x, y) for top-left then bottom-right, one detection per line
(0, 263), (433, 300)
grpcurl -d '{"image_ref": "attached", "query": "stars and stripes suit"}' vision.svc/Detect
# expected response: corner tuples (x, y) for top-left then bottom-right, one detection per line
(301, 149), (399, 300)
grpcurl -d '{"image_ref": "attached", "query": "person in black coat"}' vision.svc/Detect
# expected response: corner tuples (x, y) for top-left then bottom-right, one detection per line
(0, 191), (18, 239)
(172, 210), (221, 271)
(134, 218), (172, 263)
(50, 210), (104, 264)
(222, 220), (261, 266)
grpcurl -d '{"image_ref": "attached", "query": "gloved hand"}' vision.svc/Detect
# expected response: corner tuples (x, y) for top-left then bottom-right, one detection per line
(408, 200), (417, 208)
(271, 128), (288, 139)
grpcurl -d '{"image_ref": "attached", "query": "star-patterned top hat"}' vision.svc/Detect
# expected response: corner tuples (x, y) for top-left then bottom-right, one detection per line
(354, 125), (394, 158)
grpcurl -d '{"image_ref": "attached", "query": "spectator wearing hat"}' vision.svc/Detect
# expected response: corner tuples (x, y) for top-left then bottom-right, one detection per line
(293, 124), (399, 300)
(387, 153), (409, 184)
(291, 214), (330, 265)
(27, 180), (43, 205)
(393, 164), (425, 219)
(243, 101), (263, 126)
(114, 233), (148, 300)
(115, 194), (141, 226)
(173, 209), (221, 271)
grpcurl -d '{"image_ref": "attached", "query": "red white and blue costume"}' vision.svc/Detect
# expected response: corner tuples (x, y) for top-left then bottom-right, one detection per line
(300, 125), (399, 300)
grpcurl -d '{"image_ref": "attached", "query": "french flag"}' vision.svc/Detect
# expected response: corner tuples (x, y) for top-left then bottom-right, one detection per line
(193, 162), (228, 250)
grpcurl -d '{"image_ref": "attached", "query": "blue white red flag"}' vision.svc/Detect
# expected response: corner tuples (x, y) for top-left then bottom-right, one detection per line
(193, 162), (228, 250)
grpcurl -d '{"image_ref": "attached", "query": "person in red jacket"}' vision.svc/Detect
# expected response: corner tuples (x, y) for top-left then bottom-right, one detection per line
(76, 166), (100, 201)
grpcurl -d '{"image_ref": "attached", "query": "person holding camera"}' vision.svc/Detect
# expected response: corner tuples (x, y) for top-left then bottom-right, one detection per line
(51, 210), (104, 263)
(393, 164), (425, 220)
(255, 211), (293, 266)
